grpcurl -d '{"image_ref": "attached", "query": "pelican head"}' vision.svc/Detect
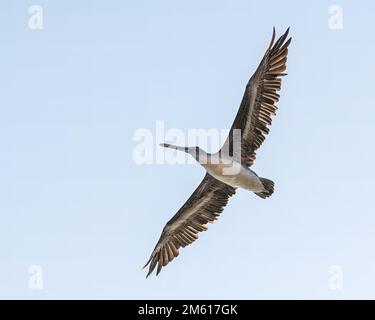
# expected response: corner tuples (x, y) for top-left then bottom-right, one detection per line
(160, 143), (207, 163)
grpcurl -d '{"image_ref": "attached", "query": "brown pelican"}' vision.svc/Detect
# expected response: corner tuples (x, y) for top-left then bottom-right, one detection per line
(144, 28), (291, 277)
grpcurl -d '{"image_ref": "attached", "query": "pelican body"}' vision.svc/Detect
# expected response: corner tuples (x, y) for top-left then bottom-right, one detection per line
(161, 143), (269, 196)
(144, 28), (291, 277)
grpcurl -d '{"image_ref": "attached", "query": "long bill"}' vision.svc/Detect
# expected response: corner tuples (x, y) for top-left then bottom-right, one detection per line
(160, 143), (188, 153)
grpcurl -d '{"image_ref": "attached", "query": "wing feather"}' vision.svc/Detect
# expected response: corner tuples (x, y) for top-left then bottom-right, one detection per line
(144, 173), (236, 277)
(221, 28), (292, 166)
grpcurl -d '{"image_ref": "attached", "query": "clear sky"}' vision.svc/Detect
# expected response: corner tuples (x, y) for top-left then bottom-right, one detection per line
(1, 0), (375, 299)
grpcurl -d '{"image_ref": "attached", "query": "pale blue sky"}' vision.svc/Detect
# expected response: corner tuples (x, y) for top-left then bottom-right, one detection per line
(1, 0), (375, 299)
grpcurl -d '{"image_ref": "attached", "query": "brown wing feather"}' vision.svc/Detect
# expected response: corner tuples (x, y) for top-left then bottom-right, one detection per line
(221, 28), (292, 166)
(143, 173), (236, 277)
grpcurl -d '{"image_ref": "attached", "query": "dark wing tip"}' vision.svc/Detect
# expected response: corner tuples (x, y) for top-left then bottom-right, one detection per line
(142, 256), (152, 270)
(145, 268), (153, 279)
(156, 263), (162, 276)
(267, 27), (276, 51)
(144, 255), (158, 278)
(143, 260), (152, 278)
(270, 27), (291, 53)
(143, 251), (159, 278)
(282, 37), (292, 50)
(283, 27), (290, 38)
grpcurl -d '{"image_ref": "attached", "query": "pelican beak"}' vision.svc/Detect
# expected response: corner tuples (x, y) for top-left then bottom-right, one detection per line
(160, 143), (172, 148)
(160, 143), (188, 152)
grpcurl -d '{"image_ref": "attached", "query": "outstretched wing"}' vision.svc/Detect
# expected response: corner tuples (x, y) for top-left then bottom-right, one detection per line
(221, 28), (291, 166)
(144, 173), (236, 277)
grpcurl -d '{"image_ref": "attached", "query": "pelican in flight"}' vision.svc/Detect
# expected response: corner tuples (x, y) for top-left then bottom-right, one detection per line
(144, 28), (291, 277)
